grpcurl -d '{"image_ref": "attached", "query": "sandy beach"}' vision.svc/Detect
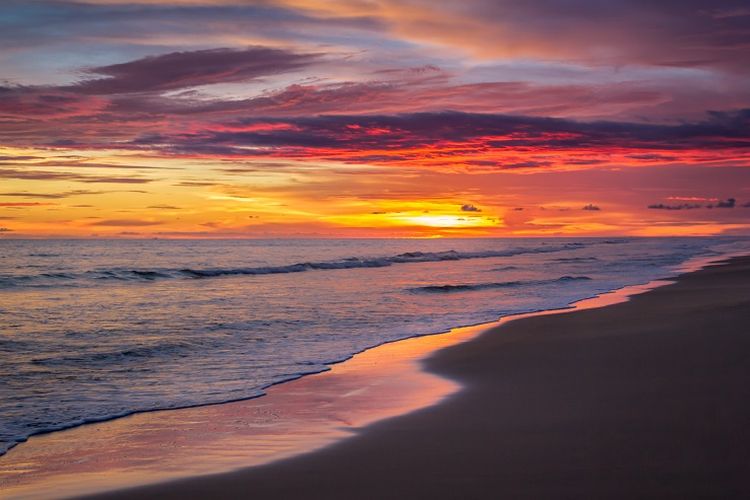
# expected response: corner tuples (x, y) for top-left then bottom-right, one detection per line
(81, 256), (750, 499)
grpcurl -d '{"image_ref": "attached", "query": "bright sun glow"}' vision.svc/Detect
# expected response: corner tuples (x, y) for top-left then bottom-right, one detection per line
(391, 214), (498, 228)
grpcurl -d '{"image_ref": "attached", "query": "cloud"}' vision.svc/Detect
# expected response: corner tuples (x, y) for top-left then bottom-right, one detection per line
(714, 197), (736, 208)
(0, 45), (320, 125)
(18, 161), (171, 171)
(460, 203), (481, 212)
(71, 47), (320, 95)
(0, 1), (748, 240)
(499, 161), (552, 170)
(666, 196), (718, 202)
(647, 203), (703, 210)
(175, 180), (217, 187)
(88, 219), (162, 226)
(627, 154), (680, 162)
(0, 227), (13, 232)
(0, 158), (172, 173)
(356, 0), (750, 72)
(6, 0), (748, 73)
(0, 190), (104, 199)
(2, 38), (748, 153)
(1, 192), (68, 199)
(136, 109), (750, 169)
(582, 204), (600, 211)
(0, 86), (106, 119)
(647, 196), (738, 210)
(0, 168), (154, 183)
(0, 155), (42, 161)
(0, 1), (377, 55)
(0, 202), (55, 207)
(158, 78), (672, 120)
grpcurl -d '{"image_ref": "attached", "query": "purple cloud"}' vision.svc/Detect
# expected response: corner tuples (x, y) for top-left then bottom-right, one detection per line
(648, 203), (703, 210)
(149, 109), (750, 159)
(70, 47), (319, 95)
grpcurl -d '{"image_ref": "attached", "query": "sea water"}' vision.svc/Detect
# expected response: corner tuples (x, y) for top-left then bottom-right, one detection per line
(1, 237), (747, 454)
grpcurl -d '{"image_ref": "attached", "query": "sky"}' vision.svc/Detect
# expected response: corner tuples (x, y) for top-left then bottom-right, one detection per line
(1, 0), (749, 238)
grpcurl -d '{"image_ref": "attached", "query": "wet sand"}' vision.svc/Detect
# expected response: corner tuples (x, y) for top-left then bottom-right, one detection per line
(1, 276), (656, 500)
(0, 320), (483, 499)
(92, 256), (750, 499)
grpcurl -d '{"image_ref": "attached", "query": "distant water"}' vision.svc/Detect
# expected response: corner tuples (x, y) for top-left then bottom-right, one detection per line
(1, 237), (747, 455)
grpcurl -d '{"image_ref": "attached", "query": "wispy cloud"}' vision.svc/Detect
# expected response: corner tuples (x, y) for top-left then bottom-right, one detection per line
(0, 168), (154, 183)
(0, 190), (104, 199)
(88, 219), (163, 226)
(71, 47), (320, 95)
(0, 202), (55, 207)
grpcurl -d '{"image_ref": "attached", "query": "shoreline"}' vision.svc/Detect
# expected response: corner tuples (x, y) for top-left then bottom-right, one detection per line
(98, 253), (750, 499)
(0, 253), (744, 498)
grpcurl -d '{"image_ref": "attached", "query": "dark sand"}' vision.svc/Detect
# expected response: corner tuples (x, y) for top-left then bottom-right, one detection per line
(93, 257), (750, 500)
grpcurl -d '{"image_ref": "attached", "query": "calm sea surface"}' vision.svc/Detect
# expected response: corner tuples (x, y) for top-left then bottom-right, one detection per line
(1, 237), (747, 454)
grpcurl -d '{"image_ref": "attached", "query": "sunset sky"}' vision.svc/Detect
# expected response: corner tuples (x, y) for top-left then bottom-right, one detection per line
(1, 0), (749, 238)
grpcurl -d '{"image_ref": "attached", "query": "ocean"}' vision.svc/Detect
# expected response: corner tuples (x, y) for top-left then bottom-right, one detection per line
(1, 236), (747, 455)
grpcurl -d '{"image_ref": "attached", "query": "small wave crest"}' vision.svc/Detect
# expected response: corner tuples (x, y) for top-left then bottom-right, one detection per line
(552, 257), (600, 262)
(410, 275), (592, 293)
(488, 265), (520, 271)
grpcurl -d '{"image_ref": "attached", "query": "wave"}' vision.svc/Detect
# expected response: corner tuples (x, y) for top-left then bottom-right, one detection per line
(0, 242), (589, 288)
(552, 257), (600, 262)
(410, 275), (592, 293)
(488, 265), (520, 271)
(176, 244), (587, 278)
(31, 341), (197, 367)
